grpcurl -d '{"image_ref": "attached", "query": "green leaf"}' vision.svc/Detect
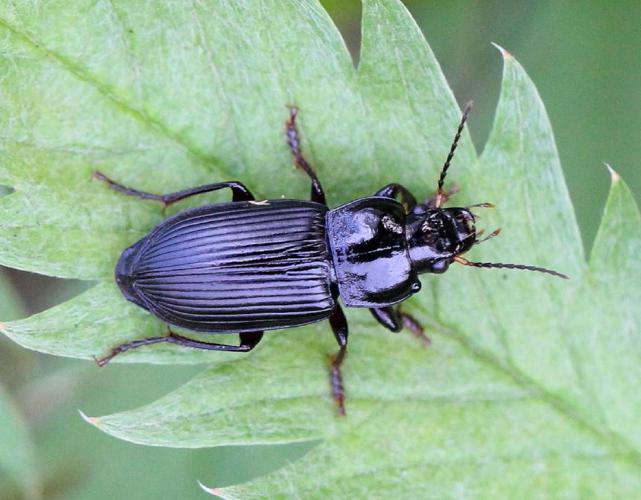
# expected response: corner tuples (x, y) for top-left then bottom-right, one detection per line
(1, 0), (640, 497)
(576, 168), (641, 449)
(0, 384), (40, 499)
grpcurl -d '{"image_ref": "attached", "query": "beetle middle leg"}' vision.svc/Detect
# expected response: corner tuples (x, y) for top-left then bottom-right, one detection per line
(94, 171), (255, 209)
(370, 307), (430, 347)
(95, 330), (264, 366)
(285, 107), (327, 205)
(328, 304), (349, 416)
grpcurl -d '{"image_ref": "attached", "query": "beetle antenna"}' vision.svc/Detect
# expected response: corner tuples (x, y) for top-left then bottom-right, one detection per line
(435, 101), (473, 208)
(454, 255), (569, 279)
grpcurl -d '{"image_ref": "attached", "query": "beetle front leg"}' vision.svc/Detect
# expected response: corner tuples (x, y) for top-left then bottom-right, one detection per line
(423, 185), (459, 210)
(94, 172), (255, 209)
(285, 107), (327, 206)
(374, 183), (418, 213)
(370, 307), (430, 347)
(328, 305), (349, 416)
(95, 330), (264, 366)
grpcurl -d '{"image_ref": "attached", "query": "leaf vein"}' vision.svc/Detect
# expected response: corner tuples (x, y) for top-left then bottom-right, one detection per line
(0, 14), (224, 175)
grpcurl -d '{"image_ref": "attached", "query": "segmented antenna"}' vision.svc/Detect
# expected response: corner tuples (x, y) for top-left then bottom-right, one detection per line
(435, 101), (474, 208)
(454, 256), (569, 279)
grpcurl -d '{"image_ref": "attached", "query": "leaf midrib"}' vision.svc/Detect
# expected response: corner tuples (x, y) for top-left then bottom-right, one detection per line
(414, 301), (641, 472)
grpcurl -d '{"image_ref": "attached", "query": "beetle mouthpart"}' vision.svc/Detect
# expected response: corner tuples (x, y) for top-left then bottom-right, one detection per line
(475, 228), (501, 244)
(467, 202), (495, 209)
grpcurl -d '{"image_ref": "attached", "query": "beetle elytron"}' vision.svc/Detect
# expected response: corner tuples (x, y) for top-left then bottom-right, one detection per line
(94, 103), (567, 415)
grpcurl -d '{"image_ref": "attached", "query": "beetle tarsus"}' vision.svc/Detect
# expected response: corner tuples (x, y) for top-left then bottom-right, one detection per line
(93, 170), (165, 203)
(285, 106), (327, 205)
(329, 349), (347, 417)
(328, 305), (349, 416)
(93, 170), (255, 207)
(95, 330), (264, 365)
(93, 354), (112, 368)
(400, 311), (431, 347)
(95, 335), (172, 366)
(370, 307), (430, 347)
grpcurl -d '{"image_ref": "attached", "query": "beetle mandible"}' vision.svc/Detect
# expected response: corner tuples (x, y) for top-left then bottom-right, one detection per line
(94, 103), (567, 415)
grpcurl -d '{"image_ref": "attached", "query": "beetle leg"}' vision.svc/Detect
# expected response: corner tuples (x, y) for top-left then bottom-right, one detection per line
(285, 107), (327, 206)
(95, 330), (264, 366)
(169, 330), (264, 352)
(374, 183), (418, 213)
(328, 305), (349, 416)
(400, 311), (431, 347)
(94, 171), (255, 209)
(94, 335), (171, 366)
(370, 307), (431, 347)
(370, 306), (402, 332)
(423, 184), (460, 209)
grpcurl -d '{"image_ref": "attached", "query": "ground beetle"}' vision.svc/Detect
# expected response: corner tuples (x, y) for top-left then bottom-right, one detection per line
(94, 103), (567, 415)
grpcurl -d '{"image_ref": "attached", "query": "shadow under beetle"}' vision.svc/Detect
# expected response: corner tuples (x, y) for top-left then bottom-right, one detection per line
(94, 103), (567, 416)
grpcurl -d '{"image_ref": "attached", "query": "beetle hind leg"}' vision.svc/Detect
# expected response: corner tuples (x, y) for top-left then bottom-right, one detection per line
(328, 305), (349, 416)
(93, 171), (255, 209)
(370, 307), (430, 347)
(285, 107), (327, 205)
(95, 330), (263, 366)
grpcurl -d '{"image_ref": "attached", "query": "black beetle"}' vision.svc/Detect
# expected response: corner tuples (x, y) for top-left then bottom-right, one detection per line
(94, 103), (567, 415)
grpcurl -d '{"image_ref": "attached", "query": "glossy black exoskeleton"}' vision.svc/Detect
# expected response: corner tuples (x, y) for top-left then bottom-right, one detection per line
(95, 103), (567, 415)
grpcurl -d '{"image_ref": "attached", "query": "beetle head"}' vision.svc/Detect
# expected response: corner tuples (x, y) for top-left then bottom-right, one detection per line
(406, 101), (568, 281)
(406, 207), (476, 274)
